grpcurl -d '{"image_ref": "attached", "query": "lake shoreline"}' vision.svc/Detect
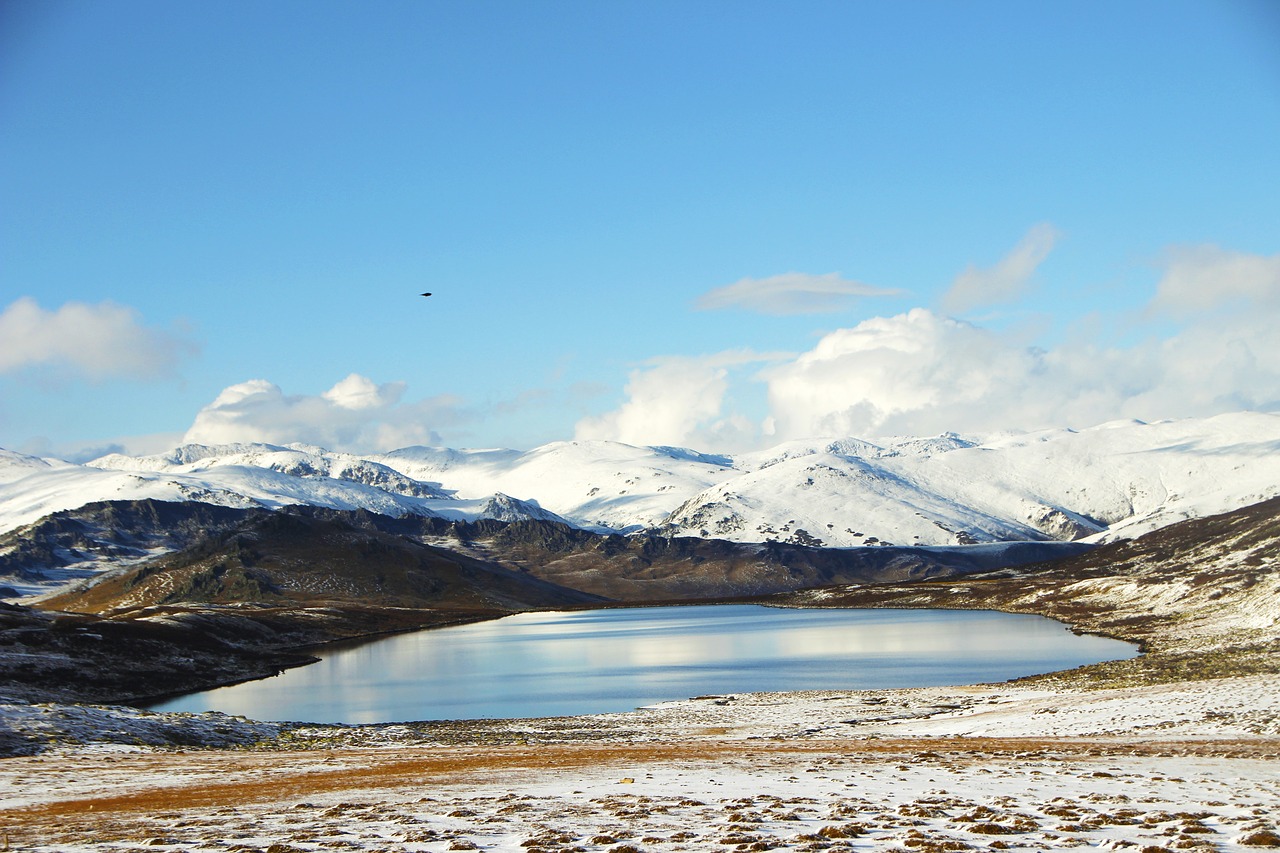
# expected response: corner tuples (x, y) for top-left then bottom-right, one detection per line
(144, 604), (1139, 724)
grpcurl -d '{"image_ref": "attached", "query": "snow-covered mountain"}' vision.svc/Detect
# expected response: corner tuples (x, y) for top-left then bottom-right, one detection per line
(92, 443), (449, 500)
(2, 412), (1278, 548)
(381, 412), (1280, 547)
(376, 442), (736, 532)
(0, 442), (568, 536)
(657, 413), (1280, 547)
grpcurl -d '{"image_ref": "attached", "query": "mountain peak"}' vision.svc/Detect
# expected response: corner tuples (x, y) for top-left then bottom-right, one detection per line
(3, 413), (1279, 570)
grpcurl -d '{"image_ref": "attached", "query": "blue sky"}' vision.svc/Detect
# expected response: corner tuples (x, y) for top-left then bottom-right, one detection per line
(3, 0), (1279, 458)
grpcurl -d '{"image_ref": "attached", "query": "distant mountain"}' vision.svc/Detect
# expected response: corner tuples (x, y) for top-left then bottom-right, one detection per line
(0, 441), (572, 560)
(652, 413), (1280, 547)
(94, 443), (450, 499)
(2, 412), (1278, 599)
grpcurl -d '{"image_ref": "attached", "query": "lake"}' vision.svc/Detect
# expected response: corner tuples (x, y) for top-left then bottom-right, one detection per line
(147, 604), (1138, 724)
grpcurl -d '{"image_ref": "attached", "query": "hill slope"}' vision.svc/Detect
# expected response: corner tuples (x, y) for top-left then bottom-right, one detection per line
(778, 495), (1280, 687)
(11, 500), (1089, 607)
(39, 509), (604, 614)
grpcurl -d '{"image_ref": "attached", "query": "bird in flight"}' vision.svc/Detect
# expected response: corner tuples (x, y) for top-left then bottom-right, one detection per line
(420, 292), (432, 297)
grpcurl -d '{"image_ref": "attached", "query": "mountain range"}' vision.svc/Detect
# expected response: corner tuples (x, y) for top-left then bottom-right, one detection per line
(3, 411), (1278, 600)
(2, 410), (1278, 709)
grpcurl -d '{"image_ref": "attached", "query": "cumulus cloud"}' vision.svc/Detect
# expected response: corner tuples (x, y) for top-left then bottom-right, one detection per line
(941, 223), (1061, 314)
(578, 238), (1280, 449)
(695, 272), (900, 315)
(183, 374), (464, 452)
(760, 301), (1280, 440)
(322, 373), (406, 410)
(1149, 245), (1280, 316)
(761, 309), (1040, 438)
(574, 350), (785, 449)
(569, 242), (1280, 450)
(0, 297), (196, 380)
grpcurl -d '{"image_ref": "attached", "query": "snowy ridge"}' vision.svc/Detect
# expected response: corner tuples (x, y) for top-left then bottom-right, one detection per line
(1, 412), (1278, 547)
(0, 444), (571, 536)
(91, 442), (450, 500)
(378, 440), (736, 532)
(0, 449), (71, 485)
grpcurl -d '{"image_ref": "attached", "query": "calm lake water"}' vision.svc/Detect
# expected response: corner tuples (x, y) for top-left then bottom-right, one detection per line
(148, 605), (1137, 724)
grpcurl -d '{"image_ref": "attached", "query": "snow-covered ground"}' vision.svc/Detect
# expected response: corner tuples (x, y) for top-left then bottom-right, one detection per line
(2, 675), (1277, 852)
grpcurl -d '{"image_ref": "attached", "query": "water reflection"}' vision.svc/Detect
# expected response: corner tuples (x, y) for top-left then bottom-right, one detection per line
(148, 605), (1137, 724)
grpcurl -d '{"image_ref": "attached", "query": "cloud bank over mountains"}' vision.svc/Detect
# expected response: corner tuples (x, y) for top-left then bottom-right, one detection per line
(573, 349), (785, 450)
(6, 232), (1279, 456)
(182, 375), (457, 453)
(587, 236), (1280, 449)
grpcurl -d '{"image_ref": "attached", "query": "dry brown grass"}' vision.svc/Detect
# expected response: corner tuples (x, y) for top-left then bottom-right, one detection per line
(5, 736), (1278, 827)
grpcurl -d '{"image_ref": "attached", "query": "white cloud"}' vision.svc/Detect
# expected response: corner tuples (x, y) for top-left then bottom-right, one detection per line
(695, 272), (900, 315)
(1149, 245), (1280, 315)
(761, 309), (1042, 438)
(941, 223), (1061, 314)
(0, 297), (196, 380)
(322, 373), (406, 410)
(574, 244), (1280, 450)
(574, 350), (784, 450)
(183, 374), (464, 452)
(759, 301), (1280, 441)
(29, 241), (1276, 460)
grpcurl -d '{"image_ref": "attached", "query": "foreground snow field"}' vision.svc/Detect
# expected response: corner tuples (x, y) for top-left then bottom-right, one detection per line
(2, 674), (1278, 852)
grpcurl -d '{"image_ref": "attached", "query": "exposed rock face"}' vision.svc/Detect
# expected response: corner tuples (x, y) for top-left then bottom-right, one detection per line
(0, 501), (257, 584)
(1022, 503), (1106, 540)
(477, 493), (566, 524)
